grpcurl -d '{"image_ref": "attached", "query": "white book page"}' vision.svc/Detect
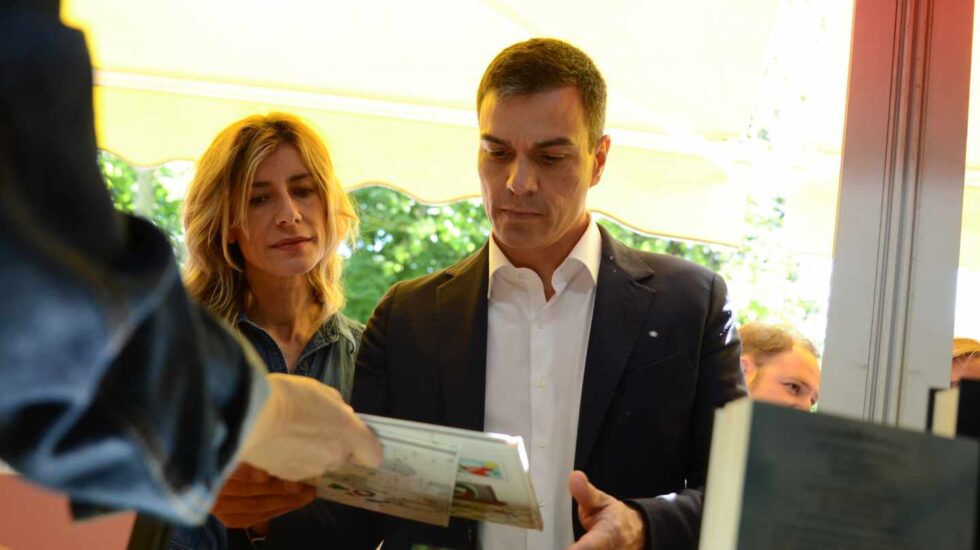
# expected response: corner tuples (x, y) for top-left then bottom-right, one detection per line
(361, 414), (543, 530)
(315, 433), (460, 526)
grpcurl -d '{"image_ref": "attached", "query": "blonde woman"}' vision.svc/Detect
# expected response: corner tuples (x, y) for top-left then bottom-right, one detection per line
(171, 113), (362, 550)
(952, 337), (980, 386)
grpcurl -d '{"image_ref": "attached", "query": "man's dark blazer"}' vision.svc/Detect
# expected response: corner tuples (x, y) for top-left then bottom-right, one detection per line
(338, 225), (745, 550)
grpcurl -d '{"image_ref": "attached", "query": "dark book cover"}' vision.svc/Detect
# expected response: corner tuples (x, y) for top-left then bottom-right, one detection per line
(958, 379), (980, 440)
(705, 399), (980, 549)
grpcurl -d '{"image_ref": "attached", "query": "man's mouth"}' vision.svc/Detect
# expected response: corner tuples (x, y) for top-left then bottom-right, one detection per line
(501, 208), (541, 217)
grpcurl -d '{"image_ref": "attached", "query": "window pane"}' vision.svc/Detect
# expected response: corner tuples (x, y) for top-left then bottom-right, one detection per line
(954, 3), (980, 384)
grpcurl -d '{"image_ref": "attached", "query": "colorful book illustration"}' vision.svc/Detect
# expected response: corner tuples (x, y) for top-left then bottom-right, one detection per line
(314, 414), (543, 530)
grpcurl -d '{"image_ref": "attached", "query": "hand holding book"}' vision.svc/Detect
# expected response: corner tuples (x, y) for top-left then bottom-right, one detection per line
(311, 414), (544, 530)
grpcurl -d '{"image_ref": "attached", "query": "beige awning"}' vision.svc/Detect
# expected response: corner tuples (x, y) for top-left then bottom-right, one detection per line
(66, 0), (980, 270)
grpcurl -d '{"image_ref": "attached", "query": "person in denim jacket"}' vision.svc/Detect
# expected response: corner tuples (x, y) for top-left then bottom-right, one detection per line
(169, 113), (365, 549)
(0, 1), (380, 527)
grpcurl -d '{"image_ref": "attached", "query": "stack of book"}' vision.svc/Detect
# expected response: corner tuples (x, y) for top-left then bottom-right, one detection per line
(700, 397), (979, 549)
(930, 378), (980, 550)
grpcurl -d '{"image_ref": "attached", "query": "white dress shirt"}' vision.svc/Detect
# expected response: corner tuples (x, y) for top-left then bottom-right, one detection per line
(479, 219), (602, 550)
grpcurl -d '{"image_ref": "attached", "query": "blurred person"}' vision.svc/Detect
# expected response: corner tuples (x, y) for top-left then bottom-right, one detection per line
(951, 337), (980, 386)
(738, 322), (821, 411)
(170, 113), (364, 549)
(0, 0), (380, 527)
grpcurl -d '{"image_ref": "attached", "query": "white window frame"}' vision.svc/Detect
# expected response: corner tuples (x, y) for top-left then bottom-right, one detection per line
(822, 0), (973, 428)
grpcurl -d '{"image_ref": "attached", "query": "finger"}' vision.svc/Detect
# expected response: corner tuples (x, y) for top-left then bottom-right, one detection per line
(282, 480), (308, 494)
(215, 503), (308, 529)
(568, 471), (609, 515)
(214, 494), (304, 516)
(244, 464), (270, 483)
(347, 416), (384, 468)
(228, 463), (257, 481)
(214, 491), (314, 516)
(220, 478), (283, 497)
(220, 476), (312, 497)
(295, 484), (316, 502)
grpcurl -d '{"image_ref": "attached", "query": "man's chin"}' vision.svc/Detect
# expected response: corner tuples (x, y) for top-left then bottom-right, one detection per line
(491, 228), (547, 252)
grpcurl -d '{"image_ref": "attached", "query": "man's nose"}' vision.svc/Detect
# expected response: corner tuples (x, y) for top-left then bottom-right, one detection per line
(506, 157), (537, 195)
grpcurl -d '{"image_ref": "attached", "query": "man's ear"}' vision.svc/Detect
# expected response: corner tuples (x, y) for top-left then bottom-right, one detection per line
(741, 355), (757, 385)
(590, 134), (611, 187)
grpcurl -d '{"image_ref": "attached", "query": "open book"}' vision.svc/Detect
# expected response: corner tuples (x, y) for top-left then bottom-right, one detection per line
(312, 414), (543, 530)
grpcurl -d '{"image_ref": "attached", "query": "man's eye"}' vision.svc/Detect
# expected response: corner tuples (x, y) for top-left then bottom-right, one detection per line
(785, 383), (802, 395)
(485, 149), (510, 159)
(540, 153), (565, 163)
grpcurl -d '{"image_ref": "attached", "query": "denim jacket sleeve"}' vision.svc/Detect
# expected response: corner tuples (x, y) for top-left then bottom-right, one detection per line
(0, 6), (268, 526)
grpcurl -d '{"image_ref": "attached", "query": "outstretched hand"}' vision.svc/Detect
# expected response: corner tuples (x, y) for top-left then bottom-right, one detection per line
(239, 373), (383, 481)
(566, 470), (645, 550)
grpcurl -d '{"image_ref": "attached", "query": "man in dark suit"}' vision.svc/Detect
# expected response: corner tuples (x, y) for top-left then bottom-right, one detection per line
(347, 38), (746, 550)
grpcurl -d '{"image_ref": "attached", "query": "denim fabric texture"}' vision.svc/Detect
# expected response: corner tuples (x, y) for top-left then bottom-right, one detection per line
(0, 6), (268, 526)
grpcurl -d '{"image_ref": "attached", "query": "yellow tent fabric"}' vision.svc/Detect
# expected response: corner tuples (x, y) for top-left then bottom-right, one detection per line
(66, 0), (980, 269)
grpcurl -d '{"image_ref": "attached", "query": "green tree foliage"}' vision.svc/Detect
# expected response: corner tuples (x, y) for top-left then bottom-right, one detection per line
(342, 187), (490, 323)
(719, 196), (819, 328)
(596, 217), (727, 274)
(97, 154), (823, 332)
(342, 188), (733, 324)
(98, 151), (186, 263)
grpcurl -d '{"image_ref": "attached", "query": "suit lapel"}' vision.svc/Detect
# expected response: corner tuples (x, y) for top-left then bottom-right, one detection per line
(574, 227), (656, 471)
(436, 245), (490, 432)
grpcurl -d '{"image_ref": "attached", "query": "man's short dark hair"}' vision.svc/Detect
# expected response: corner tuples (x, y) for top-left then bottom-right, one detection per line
(477, 38), (607, 148)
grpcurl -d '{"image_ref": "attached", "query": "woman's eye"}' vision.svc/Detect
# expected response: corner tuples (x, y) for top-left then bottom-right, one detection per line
(785, 383), (802, 395)
(293, 187), (315, 198)
(249, 195), (268, 206)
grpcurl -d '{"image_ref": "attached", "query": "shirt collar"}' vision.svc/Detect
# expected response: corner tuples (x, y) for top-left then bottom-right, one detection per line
(236, 312), (346, 350)
(487, 217), (602, 298)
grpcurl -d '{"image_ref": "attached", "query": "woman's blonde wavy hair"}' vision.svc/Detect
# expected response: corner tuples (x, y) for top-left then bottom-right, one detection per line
(183, 113), (358, 325)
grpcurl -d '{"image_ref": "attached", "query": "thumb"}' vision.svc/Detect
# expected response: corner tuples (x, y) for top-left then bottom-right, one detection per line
(347, 420), (384, 468)
(568, 470), (608, 514)
(244, 464), (270, 483)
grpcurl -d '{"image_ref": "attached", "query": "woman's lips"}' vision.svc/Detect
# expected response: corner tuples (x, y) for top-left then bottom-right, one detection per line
(271, 237), (311, 248)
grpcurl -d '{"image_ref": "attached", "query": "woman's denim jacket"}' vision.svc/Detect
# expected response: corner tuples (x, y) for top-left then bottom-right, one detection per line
(169, 313), (363, 550)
